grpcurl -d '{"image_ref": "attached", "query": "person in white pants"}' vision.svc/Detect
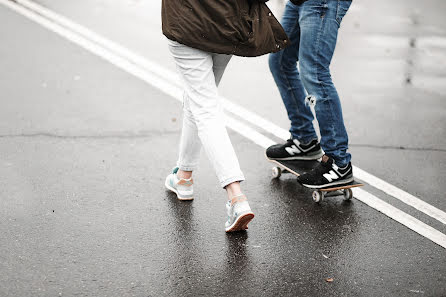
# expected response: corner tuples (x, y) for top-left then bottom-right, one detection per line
(164, 40), (254, 232)
(161, 0), (289, 232)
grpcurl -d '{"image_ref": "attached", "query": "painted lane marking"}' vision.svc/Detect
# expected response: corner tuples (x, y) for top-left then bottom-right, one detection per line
(2, 0), (445, 249)
(354, 188), (446, 249)
(6, 0), (445, 227)
(353, 166), (446, 225)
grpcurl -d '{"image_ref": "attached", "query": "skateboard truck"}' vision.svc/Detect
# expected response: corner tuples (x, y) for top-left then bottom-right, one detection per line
(311, 187), (354, 203)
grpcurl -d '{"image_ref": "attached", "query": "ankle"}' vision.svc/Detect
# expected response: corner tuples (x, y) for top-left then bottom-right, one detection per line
(321, 155), (330, 163)
(177, 169), (192, 180)
(225, 182), (243, 200)
(228, 193), (244, 201)
(229, 194), (247, 205)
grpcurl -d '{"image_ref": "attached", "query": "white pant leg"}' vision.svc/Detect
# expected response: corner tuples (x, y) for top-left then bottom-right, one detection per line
(176, 95), (201, 172)
(175, 51), (231, 172)
(168, 40), (245, 188)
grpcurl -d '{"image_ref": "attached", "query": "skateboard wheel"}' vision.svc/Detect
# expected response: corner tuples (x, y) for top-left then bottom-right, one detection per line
(343, 188), (353, 200)
(312, 191), (323, 203)
(271, 167), (282, 178)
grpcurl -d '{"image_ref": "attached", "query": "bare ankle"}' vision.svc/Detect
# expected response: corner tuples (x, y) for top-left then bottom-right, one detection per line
(177, 169), (192, 180)
(225, 182), (243, 200)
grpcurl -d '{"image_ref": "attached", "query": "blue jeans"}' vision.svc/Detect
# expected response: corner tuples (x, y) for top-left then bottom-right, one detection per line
(269, 0), (352, 166)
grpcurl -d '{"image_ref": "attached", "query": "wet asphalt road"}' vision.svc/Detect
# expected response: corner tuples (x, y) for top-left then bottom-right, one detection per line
(33, 0), (446, 210)
(1, 1), (446, 296)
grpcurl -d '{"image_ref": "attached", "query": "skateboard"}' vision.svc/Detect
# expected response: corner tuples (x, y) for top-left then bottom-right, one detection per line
(267, 158), (364, 203)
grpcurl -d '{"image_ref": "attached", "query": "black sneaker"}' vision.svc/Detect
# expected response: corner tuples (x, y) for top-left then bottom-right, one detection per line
(297, 156), (354, 188)
(266, 139), (324, 161)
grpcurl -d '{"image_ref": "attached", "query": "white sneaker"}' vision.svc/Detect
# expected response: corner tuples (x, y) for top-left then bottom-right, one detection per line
(225, 195), (254, 232)
(165, 167), (194, 200)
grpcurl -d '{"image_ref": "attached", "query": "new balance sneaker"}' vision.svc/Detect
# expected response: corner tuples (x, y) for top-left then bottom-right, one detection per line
(164, 167), (194, 200)
(297, 155), (354, 188)
(266, 138), (324, 161)
(225, 195), (255, 232)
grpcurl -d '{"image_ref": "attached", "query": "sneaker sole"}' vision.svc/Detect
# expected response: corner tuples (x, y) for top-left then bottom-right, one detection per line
(225, 212), (255, 233)
(265, 150), (324, 161)
(164, 180), (194, 201)
(301, 176), (355, 189)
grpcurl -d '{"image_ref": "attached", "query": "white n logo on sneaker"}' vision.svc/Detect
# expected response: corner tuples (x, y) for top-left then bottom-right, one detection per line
(285, 145), (301, 155)
(323, 170), (339, 182)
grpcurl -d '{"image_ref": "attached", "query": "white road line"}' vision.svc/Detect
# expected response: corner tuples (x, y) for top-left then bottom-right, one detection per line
(353, 188), (446, 249)
(353, 166), (446, 225)
(2, 0), (446, 249)
(7, 0), (445, 228)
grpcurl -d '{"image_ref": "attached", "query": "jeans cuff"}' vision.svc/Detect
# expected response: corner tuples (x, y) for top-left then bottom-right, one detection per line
(221, 175), (245, 188)
(290, 132), (318, 144)
(326, 155), (349, 168)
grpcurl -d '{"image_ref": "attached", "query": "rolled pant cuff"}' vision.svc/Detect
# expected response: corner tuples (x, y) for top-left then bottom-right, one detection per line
(221, 175), (245, 189)
(178, 165), (196, 172)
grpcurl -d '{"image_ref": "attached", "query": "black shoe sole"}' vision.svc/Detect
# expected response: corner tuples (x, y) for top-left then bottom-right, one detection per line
(265, 150), (324, 161)
(300, 176), (355, 189)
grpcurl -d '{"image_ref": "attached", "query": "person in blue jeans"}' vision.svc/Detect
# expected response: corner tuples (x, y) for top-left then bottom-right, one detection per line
(266, 0), (353, 188)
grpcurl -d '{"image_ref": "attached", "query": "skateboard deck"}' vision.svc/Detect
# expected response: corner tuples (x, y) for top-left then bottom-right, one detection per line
(267, 157), (364, 203)
(269, 158), (319, 177)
